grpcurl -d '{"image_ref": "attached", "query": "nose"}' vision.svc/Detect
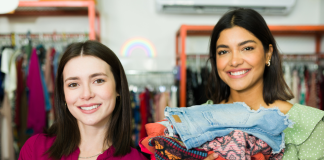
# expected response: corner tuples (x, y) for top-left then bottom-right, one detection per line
(229, 50), (244, 67)
(80, 84), (94, 100)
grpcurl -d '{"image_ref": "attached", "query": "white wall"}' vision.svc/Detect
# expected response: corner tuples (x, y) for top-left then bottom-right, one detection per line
(320, 0), (324, 24)
(0, 16), (89, 33)
(0, 0), (323, 71)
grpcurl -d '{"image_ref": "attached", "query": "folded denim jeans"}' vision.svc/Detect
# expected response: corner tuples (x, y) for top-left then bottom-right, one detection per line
(164, 102), (294, 153)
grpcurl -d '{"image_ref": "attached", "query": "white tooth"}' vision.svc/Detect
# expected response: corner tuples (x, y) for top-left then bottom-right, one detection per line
(231, 70), (248, 76)
(81, 105), (99, 111)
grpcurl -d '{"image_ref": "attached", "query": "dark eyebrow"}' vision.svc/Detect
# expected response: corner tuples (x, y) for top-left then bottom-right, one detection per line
(215, 44), (229, 50)
(216, 40), (257, 51)
(238, 40), (256, 46)
(64, 77), (79, 83)
(64, 72), (108, 83)
(90, 72), (108, 78)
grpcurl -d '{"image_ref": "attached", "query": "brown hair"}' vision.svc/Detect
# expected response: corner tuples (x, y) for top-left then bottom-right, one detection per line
(207, 8), (294, 104)
(45, 40), (133, 159)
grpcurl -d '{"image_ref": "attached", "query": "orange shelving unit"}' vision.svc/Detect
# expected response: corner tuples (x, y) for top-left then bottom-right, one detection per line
(176, 25), (324, 107)
(0, 0), (100, 41)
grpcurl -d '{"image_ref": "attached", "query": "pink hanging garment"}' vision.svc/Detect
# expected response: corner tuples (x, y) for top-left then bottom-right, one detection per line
(26, 49), (46, 135)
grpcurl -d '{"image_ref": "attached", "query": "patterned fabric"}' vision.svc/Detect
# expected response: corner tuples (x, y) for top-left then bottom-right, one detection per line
(149, 129), (284, 160)
(149, 135), (208, 160)
(201, 130), (284, 160)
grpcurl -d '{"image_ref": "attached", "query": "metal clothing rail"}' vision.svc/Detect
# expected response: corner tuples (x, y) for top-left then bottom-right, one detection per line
(176, 25), (324, 107)
(0, 33), (88, 38)
(185, 54), (324, 59)
(125, 70), (174, 75)
(0, 33), (88, 47)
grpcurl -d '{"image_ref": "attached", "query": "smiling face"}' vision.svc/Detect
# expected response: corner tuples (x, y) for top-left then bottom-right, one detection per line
(63, 55), (119, 127)
(215, 26), (272, 93)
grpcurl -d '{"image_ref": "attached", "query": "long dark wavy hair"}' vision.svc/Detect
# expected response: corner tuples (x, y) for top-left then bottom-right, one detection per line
(45, 40), (133, 159)
(207, 8), (294, 104)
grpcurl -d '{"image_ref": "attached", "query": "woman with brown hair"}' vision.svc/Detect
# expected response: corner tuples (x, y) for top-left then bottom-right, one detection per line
(19, 40), (148, 160)
(204, 8), (324, 159)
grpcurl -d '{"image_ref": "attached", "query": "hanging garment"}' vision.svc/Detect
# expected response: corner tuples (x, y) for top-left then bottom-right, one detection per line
(49, 49), (56, 116)
(299, 69), (306, 105)
(290, 70), (299, 104)
(0, 47), (11, 102)
(14, 55), (23, 132)
(170, 86), (177, 108)
(307, 72), (317, 108)
(47, 48), (57, 127)
(1, 48), (19, 100)
(146, 89), (153, 124)
(284, 64), (292, 90)
(186, 68), (196, 106)
(0, 113), (2, 159)
(0, 93), (15, 160)
(53, 50), (60, 78)
(140, 92), (148, 140)
(154, 94), (161, 122)
(15, 55), (29, 149)
(1, 48), (13, 77)
(0, 48), (17, 160)
(157, 92), (169, 121)
(44, 48), (54, 94)
(131, 91), (140, 146)
(304, 67), (310, 104)
(194, 67), (209, 105)
(319, 70), (324, 110)
(26, 49), (46, 135)
(40, 67), (52, 112)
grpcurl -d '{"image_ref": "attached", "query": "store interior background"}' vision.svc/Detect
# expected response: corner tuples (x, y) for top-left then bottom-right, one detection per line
(0, 0), (323, 72)
(1, 0), (324, 159)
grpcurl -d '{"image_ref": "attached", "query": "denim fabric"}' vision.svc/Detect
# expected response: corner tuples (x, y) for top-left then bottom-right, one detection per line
(164, 102), (294, 154)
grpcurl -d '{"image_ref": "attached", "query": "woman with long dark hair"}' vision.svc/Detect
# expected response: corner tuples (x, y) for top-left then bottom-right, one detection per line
(204, 8), (324, 160)
(19, 40), (148, 160)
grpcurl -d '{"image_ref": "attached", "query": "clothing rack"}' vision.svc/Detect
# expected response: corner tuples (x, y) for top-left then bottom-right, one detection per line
(126, 70), (176, 93)
(0, 33), (89, 46)
(126, 70), (175, 75)
(176, 25), (324, 107)
(186, 54), (324, 60)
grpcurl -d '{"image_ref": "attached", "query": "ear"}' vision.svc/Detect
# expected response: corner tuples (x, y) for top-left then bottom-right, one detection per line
(265, 44), (273, 64)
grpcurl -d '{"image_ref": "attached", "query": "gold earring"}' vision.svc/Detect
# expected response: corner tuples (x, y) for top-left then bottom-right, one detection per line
(267, 59), (271, 67)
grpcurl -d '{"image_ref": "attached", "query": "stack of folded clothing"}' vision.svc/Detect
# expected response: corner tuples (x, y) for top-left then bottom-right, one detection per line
(139, 102), (294, 160)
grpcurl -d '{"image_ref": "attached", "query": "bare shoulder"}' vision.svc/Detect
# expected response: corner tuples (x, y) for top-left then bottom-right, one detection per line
(271, 100), (293, 114)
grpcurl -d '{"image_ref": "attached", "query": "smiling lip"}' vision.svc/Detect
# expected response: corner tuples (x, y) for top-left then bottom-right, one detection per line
(78, 103), (101, 114)
(226, 68), (251, 79)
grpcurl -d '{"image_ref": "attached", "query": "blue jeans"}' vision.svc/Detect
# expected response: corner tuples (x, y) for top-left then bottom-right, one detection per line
(164, 102), (294, 154)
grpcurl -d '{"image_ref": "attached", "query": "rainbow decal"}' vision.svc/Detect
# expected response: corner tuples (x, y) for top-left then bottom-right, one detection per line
(121, 38), (156, 58)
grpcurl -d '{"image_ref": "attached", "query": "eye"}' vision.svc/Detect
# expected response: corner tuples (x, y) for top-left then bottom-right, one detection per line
(68, 83), (78, 88)
(94, 79), (105, 84)
(217, 50), (228, 55)
(243, 47), (254, 51)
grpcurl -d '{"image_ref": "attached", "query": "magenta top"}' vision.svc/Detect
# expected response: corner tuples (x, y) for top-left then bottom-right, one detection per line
(18, 134), (148, 160)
